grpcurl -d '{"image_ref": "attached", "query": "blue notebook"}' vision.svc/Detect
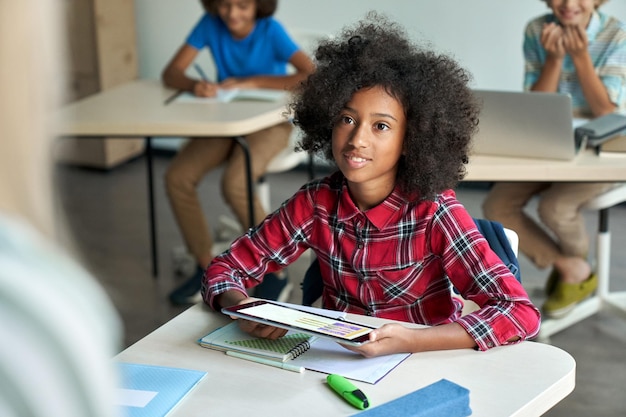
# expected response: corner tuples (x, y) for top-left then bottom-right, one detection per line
(354, 379), (472, 417)
(115, 363), (207, 417)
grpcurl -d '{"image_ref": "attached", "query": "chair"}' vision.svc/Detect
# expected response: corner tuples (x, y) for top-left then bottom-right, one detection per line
(301, 219), (520, 308)
(537, 183), (626, 342)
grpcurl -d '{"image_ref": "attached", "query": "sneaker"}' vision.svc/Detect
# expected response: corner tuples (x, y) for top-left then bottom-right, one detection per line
(544, 268), (560, 296)
(542, 273), (598, 319)
(169, 266), (204, 305)
(254, 271), (293, 302)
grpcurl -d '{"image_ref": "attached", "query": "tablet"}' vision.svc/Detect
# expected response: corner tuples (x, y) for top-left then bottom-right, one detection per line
(222, 300), (375, 346)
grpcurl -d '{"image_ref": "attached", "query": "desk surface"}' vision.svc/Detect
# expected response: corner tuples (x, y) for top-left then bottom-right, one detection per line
(115, 304), (575, 416)
(56, 79), (290, 138)
(466, 150), (626, 182)
(55, 80), (625, 183)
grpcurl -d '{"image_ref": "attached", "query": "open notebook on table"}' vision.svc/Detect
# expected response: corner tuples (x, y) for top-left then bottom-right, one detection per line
(174, 88), (286, 104)
(199, 317), (410, 384)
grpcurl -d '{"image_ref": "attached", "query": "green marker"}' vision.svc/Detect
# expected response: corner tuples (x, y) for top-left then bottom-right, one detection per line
(327, 374), (370, 410)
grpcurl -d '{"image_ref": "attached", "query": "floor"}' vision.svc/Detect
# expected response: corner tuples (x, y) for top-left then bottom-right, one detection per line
(55, 152), (626, 416)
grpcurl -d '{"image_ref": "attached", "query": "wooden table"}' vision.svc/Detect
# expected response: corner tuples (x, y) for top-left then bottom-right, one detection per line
(115, 303), (576, 416)
(56, 80), (290, 276)
(465, 150), (626, 182)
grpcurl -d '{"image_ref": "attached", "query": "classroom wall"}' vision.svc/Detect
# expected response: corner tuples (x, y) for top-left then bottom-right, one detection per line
(134, 0), (626, 90)
(133, 0), (626, 149)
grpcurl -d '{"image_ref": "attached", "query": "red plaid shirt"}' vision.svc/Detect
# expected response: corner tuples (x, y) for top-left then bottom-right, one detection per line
(203, 172), (540, 350)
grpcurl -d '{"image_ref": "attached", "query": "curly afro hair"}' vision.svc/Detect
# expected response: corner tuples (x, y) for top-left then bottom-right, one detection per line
(291, 13), (480, 201)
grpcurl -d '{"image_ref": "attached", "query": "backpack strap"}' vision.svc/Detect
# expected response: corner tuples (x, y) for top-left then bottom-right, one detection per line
(473, 218), (521, 282)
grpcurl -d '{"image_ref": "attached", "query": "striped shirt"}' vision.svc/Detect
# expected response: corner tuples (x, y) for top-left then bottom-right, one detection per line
(203, 172), (540, 351)
(524, 11), (626, 116)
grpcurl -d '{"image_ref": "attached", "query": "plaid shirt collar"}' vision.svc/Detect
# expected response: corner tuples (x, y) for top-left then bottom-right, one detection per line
(335, 177), (415, 230)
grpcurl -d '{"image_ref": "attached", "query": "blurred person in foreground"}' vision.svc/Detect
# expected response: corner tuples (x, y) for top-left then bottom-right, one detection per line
(0, 1), (123, 416)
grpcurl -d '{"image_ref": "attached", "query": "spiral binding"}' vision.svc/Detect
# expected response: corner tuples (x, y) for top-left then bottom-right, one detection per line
(287, 339), (312, 360)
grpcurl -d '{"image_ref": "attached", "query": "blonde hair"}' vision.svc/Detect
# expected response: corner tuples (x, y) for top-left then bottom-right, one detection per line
(0, 0), (65, 237)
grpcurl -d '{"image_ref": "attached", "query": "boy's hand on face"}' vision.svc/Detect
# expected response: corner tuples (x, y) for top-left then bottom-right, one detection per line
(541, 22), (565, 59)
(562, 24), (589, 58)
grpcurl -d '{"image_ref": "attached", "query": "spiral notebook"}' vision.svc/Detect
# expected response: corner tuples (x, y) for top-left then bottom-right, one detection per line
(198, 321), (315, 362)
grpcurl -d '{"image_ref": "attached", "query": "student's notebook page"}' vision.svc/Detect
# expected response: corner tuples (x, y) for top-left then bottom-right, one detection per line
(174, 88), (285, 104)
(290, 337), (410, 385)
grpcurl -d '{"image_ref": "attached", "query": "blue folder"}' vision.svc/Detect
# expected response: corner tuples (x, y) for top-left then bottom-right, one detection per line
(354, 379), (472, 417)
(116, 362), (207, 417)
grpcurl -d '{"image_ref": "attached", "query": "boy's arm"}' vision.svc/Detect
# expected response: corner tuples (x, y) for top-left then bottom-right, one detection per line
(531, 56), (563, 92)
(530, 23), (564, 92)
(219, 50), (315, 91)
(564, 25), (617, 117)
(161, 44), (218, 97)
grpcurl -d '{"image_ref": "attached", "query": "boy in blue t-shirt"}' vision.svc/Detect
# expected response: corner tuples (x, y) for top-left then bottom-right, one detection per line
(162, 0), (315, 305)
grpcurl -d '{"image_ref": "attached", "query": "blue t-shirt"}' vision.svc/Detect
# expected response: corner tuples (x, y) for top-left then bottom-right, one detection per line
(186, 14), (299, 82)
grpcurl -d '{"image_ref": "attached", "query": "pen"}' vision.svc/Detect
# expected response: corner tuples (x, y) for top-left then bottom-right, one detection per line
(194, 63), (210, 82)
(327, 374), (370, 410)
(226, 351), (305, 373)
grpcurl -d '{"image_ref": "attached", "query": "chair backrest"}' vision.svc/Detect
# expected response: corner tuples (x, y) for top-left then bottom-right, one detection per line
(473, 218), (520, 282)
(301, 218), (521, 306)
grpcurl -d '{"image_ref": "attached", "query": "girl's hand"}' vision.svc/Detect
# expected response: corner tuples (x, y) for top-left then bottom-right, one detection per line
(236, 318), (288, 339)
(231, 297), (288, 340)
(193, 80), (218, 97)
(341, 323), (415, 358)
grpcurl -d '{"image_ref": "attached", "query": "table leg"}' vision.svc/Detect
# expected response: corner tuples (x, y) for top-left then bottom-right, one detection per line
(233, 137), (255, 229)
(146, 136), (158, 278)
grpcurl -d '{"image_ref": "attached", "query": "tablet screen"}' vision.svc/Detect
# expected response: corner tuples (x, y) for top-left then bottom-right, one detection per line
(222, 301), (374, 345)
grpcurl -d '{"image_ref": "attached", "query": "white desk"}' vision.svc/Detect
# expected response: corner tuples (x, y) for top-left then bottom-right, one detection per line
(465, 150), (626, 182)
(115, 304), (575, 417)
(56, 80), (290, 276)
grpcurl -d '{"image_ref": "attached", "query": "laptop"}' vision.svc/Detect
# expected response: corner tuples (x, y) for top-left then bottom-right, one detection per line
(471, 89), (579, 160)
